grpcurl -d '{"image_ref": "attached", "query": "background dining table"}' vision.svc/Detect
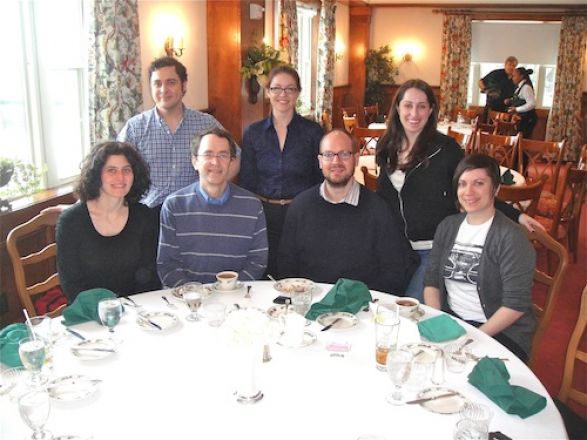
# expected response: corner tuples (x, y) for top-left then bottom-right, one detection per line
(1, 282), (566, 440)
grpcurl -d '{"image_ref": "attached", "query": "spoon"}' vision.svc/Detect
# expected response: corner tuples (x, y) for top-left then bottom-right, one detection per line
(161, 295), (177, 309)
(244, 285), (252, 299)
(267, 274), (278, 284)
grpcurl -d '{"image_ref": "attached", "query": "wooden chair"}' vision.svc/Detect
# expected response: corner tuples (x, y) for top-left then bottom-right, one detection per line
(534, 163), (573, 242)
(488, 110), (512, 123)
(557, 166), (587, 262)
(473, 120), (496, 135)
(473, 132), (520, 169)
(6, 211), (65, 318)
(363, 103), (379, 125)
(352, 127), (385, 155)
(343, 115), (358, 134)
(497, 175), (546, 217)
(494, 119), (519, 136)
(447, 126), (466, 147)
(321, 110), (332, 132)
(524, 226), (569, 369)
(519, 138), (566, 195)
(360, 166), (378, 191)
(554, 284), (587, 440)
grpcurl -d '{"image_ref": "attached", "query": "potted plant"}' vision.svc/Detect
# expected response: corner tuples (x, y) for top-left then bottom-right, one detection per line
(241, 43), (286, 104)
(365, 45), (399, 111)
(0, 158), (46, 211)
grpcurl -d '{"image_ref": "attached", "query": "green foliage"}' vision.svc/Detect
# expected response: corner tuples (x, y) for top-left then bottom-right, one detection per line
(240, 43), (285, 80)
(365, 45), (399, 107)
(0, 158), (46, 200)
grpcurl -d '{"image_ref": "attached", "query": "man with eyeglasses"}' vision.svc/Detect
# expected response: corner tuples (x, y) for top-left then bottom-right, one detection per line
(277, 130), (418, 294)
(157, 127), (267, 286)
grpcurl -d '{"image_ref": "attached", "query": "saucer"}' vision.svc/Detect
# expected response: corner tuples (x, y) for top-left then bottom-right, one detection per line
(137, 311), (179, 331)
(316, 312), (358, 330)
(209, 281), (245, 293)
(47, 374), (100, 401)
(277, 331), (317, 348)
(416, 387), (467, 414)
(273, 278), (315, 295)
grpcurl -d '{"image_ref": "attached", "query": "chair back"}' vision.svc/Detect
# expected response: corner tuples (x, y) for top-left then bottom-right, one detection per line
(557, 284), (587, 407)
(363, 103), (379, 125)
(524, 226), (569, 369)
(561, 166), (587, 262)
(494, 119), (519, 136)
(497, 175), (546, 217)
(352, 127), (386, 155)
(360, 166), (378, 191)
(488, 110), (512, 123)
(321, 110), (332, 132)
(474, 132), (520, 169)
(341, 106), (358, 118)
(447, 126), (466, 147)
(473, 120), (496, 135)
(519, 137), (566, 194)
(6, 211), (64, 318)
(343, 115), (358, 133)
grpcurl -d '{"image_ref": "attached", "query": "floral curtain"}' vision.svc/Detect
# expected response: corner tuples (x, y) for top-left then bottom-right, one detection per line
(279, 0), (298, 70)
(438, 14), (472, 121)
(315, 0), (336, 124)
(88, 0), (143, 144)
(545, 16), (587, 161)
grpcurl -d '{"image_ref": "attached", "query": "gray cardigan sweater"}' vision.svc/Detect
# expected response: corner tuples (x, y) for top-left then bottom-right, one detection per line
(424, 210), (536, 357)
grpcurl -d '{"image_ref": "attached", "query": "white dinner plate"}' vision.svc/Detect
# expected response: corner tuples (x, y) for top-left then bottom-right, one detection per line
(207, 281), (245, 293)
(402, 343), (443, 363)
(47, 374), (100, 401)
(137, 311), (179, 331)
(277, 331), (316, 348)
(316, 312), (358, 330)
(416, 387), (467, 414)
(273, 278), (315, 295)
(70, 339), (117, 360)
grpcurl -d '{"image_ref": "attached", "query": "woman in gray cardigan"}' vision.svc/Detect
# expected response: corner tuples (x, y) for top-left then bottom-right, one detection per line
(424, 154), (536, 362)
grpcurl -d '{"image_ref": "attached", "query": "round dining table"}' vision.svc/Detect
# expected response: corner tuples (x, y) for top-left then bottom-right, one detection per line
(1, 282), (566, 440)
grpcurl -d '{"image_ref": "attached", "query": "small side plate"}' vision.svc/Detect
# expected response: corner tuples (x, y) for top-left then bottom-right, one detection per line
(210, 281), (245, 293)
(417, 387), (467, 414)
(316, 312), (358, 330)
(71, 339), (117, 360)
(277, 331), (317, 348)
(47, 374), (100, 401)
(266, 304), (289, 318)
(136, 311), (179, 331)
(273, 278), (315, 295)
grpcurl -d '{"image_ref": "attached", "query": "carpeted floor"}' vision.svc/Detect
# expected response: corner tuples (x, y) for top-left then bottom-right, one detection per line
(532, 204), (586, 420)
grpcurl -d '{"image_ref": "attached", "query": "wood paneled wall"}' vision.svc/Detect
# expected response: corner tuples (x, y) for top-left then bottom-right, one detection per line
(348, 6), (371, 126)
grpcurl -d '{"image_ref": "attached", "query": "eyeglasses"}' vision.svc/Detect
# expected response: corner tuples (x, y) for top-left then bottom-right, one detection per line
(197, 152), (232, 162)
(269, 87), (299, 95)
(319, 151), (353, 162)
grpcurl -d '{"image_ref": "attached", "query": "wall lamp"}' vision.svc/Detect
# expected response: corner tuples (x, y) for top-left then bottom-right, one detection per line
(164, 36), (184, 57)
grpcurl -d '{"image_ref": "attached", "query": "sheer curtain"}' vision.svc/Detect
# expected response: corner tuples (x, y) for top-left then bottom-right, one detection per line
(438, 14), (472, 121)
(315, 0), (336, 123)
(545, 16), (587, 160)
(88, 0), (143, 144)
(279, 0), (298, 69)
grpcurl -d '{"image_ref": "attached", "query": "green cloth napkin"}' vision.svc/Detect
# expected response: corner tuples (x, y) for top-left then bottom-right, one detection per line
(0, 323), (29, 367)
(417, 314), (466, 342)
(468, 357), (547, 419)
(501, 169), (515, 185)
(61, 288), (116, 326)
(305, 278), (372, 321)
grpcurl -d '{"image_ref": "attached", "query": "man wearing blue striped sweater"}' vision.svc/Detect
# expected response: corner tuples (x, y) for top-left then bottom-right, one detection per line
(157, 128), (268, 286)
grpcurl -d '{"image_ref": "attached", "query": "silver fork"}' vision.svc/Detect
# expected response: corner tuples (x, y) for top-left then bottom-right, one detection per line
(244, 285), (252, 299)
(161, 295), (177, 309)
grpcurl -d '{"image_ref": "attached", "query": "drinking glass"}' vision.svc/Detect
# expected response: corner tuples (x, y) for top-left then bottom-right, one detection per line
(385, 348), (413, 405)
(453, 419), (488, 440)
(374, 309), (400, 371)
(459, 402), (493, 433)
(181, 282), (204, 322)
(290, 289), (312, 322)
(98, 298), (123, 341)
(19, 389), (52, 440)
(25, 315), (54, 369)
(18, 337), (47, 387)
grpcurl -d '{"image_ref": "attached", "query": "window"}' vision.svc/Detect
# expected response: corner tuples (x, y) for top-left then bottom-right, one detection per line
(0, 0), (88, 197)
(296, 5), (317, 114)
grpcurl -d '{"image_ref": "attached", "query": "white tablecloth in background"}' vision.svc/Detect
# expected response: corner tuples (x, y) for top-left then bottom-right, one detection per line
(0, 282), (566, 440)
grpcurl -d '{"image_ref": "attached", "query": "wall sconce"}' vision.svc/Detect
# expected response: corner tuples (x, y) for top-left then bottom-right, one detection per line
(164, 36), (184, 57)
(335, 39), (345, 62)
(402, 53), (413, 63)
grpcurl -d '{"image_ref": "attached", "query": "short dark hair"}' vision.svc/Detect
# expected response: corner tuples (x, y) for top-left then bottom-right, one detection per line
(267, 65), (301, 91)
(190, 127), (238, 158)
(320, 129), (359, 154)
(515, 67), (534, 89)
(76, 142), (151, 203)
(453, 154), (501, 196)
(148, 57), (188, 83)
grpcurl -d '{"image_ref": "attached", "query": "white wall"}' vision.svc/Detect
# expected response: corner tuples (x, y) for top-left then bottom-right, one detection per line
(137, 0), (208, 111)
(334, 3), (349, 86)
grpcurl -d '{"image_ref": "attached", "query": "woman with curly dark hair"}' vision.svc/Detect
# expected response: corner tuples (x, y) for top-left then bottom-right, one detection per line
(56, 141), (161, 301)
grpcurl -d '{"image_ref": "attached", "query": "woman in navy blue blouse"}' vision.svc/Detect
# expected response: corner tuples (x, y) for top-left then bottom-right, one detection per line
(240, 66), (323, 277)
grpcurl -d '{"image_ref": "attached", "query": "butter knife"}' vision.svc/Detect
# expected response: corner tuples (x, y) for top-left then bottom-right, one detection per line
(405, 391), (459, 405)
(321, 317), (342, 332)
(138, 316), (162, 330)
(72, 347), (116, 353)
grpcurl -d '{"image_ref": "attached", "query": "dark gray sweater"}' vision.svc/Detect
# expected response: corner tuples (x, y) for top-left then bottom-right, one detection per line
(424, 210), (536, 356)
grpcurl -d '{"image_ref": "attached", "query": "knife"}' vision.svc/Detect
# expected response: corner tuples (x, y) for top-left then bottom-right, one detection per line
(72, 347), (117, 353)
(321, 317), (342, 332)
(405, 391), (459, 405)
(66, 328), (86, 341)
(139, 316), (162, 330)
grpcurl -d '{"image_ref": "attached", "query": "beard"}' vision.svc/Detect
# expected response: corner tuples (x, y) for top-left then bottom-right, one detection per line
(325, 173), (353, 188)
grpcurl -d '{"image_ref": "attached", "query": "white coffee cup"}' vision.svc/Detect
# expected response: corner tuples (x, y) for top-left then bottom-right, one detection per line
(395, 297), (420, 317)
(216, 271), (238, 290)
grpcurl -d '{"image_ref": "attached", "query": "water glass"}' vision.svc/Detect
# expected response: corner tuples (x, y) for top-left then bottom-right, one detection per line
(98, 298), (123, 340)
(454, 419), (488, 440)
(201, 301), (225, 327)
(18, 337), (47, 387)
(181, 282), (204, 322)
(25, 315), (54, 369)
(385, 349), (413, 405)
(290, 289), (312, 319)
(460, 402), (493, 430)
(19, 389), (52, 440)
(374, 309), (400, 371)
(445, 343), (471, 374)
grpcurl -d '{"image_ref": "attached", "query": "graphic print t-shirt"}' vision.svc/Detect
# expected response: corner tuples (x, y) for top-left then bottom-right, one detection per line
(445, 216), (494, 322)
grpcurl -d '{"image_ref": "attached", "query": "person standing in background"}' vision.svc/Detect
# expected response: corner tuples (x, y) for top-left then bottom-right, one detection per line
(507, 67), (538, 139)
(478, 56), (518, 119)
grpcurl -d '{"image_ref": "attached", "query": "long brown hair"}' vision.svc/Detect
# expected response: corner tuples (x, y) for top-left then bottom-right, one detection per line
(375, 79), (438, 173)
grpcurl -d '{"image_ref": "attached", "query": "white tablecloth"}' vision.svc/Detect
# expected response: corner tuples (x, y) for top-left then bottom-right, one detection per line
(1, 282), (566, 440)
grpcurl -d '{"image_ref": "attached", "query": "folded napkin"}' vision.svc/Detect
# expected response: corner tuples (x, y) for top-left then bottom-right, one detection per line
(468, 357), (547, 419)
(501, 169), (515, 186)
(61, 288), (116, 326)
(305, 278), (372, 321)
(0, 323), (29, 367)
(417, 314), (466, 342)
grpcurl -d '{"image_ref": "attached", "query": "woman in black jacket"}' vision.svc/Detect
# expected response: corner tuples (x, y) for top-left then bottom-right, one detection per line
(375, 79), (541, 301)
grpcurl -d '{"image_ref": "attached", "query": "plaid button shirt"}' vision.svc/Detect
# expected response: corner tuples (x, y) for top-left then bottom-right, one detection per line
(117, 106), (222, 207)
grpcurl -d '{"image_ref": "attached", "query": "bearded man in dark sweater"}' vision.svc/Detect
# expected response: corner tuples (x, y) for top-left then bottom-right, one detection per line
(277, 129), (418, 295)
